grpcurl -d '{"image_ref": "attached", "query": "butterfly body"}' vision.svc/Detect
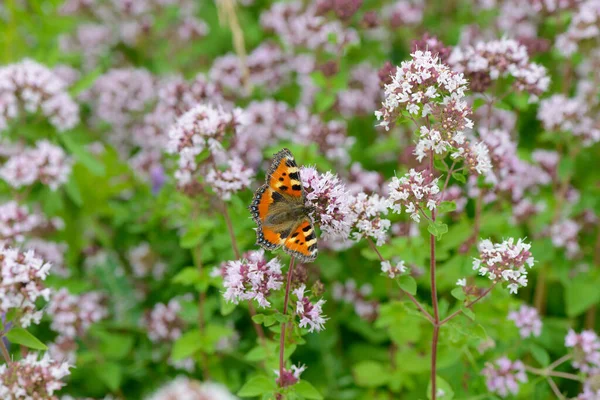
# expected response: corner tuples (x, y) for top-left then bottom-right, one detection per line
(249, 149), (318, 263)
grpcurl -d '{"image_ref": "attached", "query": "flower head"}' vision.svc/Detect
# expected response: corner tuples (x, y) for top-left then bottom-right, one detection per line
(143, 299), (185, 343)
(0, 353), (71, 399)
(222, 250), (283, 308)
(472, 238), (534, 294)
(293, 284), (327, 332)
(381, 260), (407, 278)
(47, 288), (108, 338)
(205, 157), (253, 201)
(565, 330), (600, 374)
(387, 169), (440, 222)
(147, 377), (237, 400)
(482, 357), (528, 397)
(508, 305), (542, 338)
(275, 363), (307, 388)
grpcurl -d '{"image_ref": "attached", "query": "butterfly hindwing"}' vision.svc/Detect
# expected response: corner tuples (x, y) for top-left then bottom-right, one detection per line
(282, 219), (318, 262)
(250, 185), (286, 249)
(267, 148), (304, 198)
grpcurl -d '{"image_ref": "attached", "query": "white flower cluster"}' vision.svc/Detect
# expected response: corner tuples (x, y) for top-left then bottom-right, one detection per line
(348, 193), (391, 246)
(381, 260), (407, 279)
(293, 284), (327, 333)
(387, 169), (440, 222)
(0, 59), (79, 132)
(472, 238), (535, 294)
(147, 377), (237, 400)
(0, 353), (71, 399)
(143, 299), (185, 343)
(0, 201), (45, 244)
(537, 94), (600, 146)
(0, 140), (73, 190)
(376, 50), (470, 130)
(0, 247), (52, 327)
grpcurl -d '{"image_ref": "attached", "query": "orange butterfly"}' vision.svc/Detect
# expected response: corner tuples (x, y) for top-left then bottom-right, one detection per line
(249, 148), (318, 263)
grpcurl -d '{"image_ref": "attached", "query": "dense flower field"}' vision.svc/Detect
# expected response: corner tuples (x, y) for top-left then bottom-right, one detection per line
(1, 0), (600, 399)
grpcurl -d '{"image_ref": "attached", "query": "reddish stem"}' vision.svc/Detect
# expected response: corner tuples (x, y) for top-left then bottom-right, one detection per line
(366, 238), (435, 324)
(278, 257), (296, 387)
(429, 154), (440, 400)
(439, 283), (497, 325)
(0, 336), (10, 365)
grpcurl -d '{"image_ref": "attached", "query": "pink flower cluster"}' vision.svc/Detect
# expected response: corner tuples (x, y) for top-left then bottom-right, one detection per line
(205, 157), (253, 201)
(449, 38), (550, 100)
(549, 218), (581, 259)
(221, 250), (283, 308)
(127, 242), (166, 280)
(147, 377), (237, 400)
(0, 140), (73, 190)
(332, 279), (379, 321)
(0, 59), (79, 132)
(143, 299), (186, 343)
(275, 364), (306, 388)
(261, 1), (359, 54)
(555, 1), (600, 56)
(0, 353), (71, 400)
(24, 239), (69, 278)
(0, 247), (52, 327)
(348, 193), (391, 246)
(537, 94), (600, 146)
(0, 202), (46, 244)
(47, 288), (108, 338)
(482, 357), (528, 398)
(507, 305), (542, 338)
(387, 169), (439, 222)
(166, 103), (245, 187)
(565, 330), (600, 374)
(293, 284), (327, 332)
(472, 238), (534, 294)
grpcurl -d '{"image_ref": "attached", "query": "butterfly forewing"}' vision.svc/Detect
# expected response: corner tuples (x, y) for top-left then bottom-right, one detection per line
(267, 149), (304, 198)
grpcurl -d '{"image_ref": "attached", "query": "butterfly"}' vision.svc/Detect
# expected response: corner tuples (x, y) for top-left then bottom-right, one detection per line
(249, 148), (318, 263)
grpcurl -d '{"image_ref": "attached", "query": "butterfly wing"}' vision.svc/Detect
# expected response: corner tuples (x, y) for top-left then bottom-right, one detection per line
(282, 218), (318, 263)
(266, 148), (304, 198)
(250, 184), (287, 250)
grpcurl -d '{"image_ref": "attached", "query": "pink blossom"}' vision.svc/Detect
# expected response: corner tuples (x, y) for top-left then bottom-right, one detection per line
(387, 169), (440, 222)
(380, 260), (407, 278)
(565, 330), (600, 374)
(472, 238), (534, 294)
(0, 247), (52, 327)
(348, 193), (391, 246)
(549, 218), (581, 259)
(24, 239), (69, 278)
(0, 353), (71, 399)
(482, 357), (528, 397)
(127, 242), (166, 280)
(147, 377), (237, 400)
(205, 157), (253, 201)
(275, 363), (306, 388)
(508, 305), (542, 338)
(0, 140), (73, 190)
(0, 59), (79, 131)
(47, 288), (108, 338)
(332, 279), (379, 320)
(221, 250), (283, 308)
(143, 299), (186, 343)
(293, 284), (327, 332)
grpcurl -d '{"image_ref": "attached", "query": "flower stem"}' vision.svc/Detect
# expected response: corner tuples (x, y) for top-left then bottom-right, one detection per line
(192, 246), (211, 379)
(429, 154), (440, 400)
(440, 283), (497, 325)
(366, 238), (434, 324)
(278, 257), (296, 387)
(0, 336), (11, 365)
(222, 201), (267, 343)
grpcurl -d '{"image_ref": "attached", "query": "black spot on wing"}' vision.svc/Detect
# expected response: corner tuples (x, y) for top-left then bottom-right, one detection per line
(291, 184), (302, 191)
(271, 191), (285, 203)
(302, 224), (312, 232)
(291, 232), (299, 238)
(279, 228), (291, 239)
(279, 185), (288, 191)
(305, 232), (316, 241)
(288, 172), (300, 180)
(285, 159), (297, 168)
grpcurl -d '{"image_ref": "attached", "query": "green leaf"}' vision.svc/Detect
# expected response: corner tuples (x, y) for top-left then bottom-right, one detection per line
(428, 221), (449, 240)
(172, 267), (201, 286)
(529, 344), (550, 366)
(352, 361), (390, 387)
(5, 328), (47, 350)
(60, 135), (106, 176)
(64, 176), (83, 207)
(427, 375), (455, 400)
(94, 331), (134, 360)
(252, 314), (265, 324)
(557, 157), (574, 181)
(565, 275), (600, 317)
(315, 92), (336, 112)
(295, 380), (323, 399)
(437, 201), (457, 214)
(171, 329), (203, 360)
(309, 71), (327, 88)
(237, 376), (276, 397)
(95, 362), (123, 391)
(397, 275), (417, 296)
(461, 306), (475, 321)
(452, 172), (466, 184)
(220, 297), (236, 316)
(451, 288), (465, 301)
(180, 220), (216, 248)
